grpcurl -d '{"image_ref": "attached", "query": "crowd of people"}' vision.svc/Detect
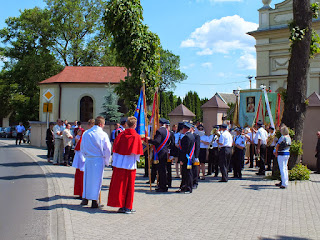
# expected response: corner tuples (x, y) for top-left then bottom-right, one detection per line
(144, 119), (293, 193)
(42, 115), (318, 213)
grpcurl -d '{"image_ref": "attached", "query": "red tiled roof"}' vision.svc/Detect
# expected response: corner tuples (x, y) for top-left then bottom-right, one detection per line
(168, 104), (196, 117)
(39, 66), (127, 84)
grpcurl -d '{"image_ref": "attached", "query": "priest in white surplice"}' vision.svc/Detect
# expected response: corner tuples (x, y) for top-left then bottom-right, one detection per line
(80, 116), (111, 208)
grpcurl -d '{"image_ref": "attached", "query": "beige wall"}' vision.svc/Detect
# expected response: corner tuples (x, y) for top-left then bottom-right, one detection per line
(252, 1), (320, 96)
(302, 106), (320, 170)
(202, 108), (228, 135)
(39, 83), (117, 123)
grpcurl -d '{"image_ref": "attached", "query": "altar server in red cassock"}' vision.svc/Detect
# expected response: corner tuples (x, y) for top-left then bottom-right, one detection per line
(72, 129), (85, 198)
(107, 116), (143, 214)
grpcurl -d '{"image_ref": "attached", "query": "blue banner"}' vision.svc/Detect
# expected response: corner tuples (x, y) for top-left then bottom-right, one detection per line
(134, 89), (146, 137)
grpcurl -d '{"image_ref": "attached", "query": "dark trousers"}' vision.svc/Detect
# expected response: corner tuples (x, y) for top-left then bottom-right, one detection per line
(192, 165), (199, 187)
(317, 153), (320, 173)
(208, 148), (219, 176)
(16, 132), (23, 145)
(46, 141), (54, 159)
(249, 144), (256, 167)
(64, 146), (72, 165)
(258, 144), (267, 174)
(180, 163), (193, 192)
(157, 156), (168, 190)
(166, 161), (172, 187)
(219, 147), (232, 182)
(151, 162), (157, 183)
(144, 151), (149, 177)
(233, 148), (244, 178)
(266, 146), (275, 170)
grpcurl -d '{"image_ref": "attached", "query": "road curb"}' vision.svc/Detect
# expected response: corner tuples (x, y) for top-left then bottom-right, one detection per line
(0, 140), (74, 240)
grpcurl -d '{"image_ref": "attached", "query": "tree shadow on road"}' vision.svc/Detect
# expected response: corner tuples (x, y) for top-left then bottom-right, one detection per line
(0, 172), (74, 180)
(0, 161), (39, 167)
(34, 203), (124, 215)
(259, 236), (311, 240)
(36, 195), (77, 202)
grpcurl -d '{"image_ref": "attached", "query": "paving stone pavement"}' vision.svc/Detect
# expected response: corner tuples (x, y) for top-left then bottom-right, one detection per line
(2, 139), (320, 240)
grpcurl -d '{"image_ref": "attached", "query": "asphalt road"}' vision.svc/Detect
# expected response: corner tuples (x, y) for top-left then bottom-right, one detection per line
(0, 142), (49, 240)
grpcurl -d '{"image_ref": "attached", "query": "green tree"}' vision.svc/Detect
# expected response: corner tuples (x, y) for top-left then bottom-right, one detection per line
(100, 85), (122, 122)
(45, 0), (116, 66)
(105, 0), (161, 112)
(159, 48), (187, 92)
(282, 0), (316, 169)
(176, 97), (182, 106)
(0, 7), (62, 123)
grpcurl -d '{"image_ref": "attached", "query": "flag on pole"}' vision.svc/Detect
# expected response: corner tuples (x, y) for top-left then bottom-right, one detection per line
(134, 88), (146, 137)
(149, 89), (159, 138)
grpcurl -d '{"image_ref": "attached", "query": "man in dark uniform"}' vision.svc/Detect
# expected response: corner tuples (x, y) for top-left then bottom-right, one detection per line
(148, 118), (171, 192)
(114, 117), (127, 139)
(177, 122), (195, 194)
(192, 125), (201, 189)
(166, 122), (175, 188)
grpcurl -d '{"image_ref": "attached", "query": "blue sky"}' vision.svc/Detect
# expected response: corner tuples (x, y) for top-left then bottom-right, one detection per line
(0, 0), (284, 99)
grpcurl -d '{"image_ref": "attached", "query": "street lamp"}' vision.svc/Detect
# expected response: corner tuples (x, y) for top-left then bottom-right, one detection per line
(247, 75), (253, 89)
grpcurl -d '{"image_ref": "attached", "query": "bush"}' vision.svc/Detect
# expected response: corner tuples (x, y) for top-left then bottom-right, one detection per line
(290, 140), (303, 156)
(289, 163), (311, 181)
(137, 157), (145, 169)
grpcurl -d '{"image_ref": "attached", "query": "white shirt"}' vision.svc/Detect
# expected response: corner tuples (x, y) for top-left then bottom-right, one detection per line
(81, 125), (112, 166)
(247, 131), (256, 145)
(219, 130), (233, 147)
(257, 127), (268, 145)
(53, 125), (64, 139)
(16, 125), (25, 133)
(63, 129), (73, 147)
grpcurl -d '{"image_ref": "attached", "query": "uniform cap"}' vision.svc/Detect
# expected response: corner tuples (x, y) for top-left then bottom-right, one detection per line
(221, 123), (228, 129)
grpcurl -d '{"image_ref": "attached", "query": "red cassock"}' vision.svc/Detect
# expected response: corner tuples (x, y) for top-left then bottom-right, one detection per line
(107, 128), (143, 210)
(73, 136), (84, 196)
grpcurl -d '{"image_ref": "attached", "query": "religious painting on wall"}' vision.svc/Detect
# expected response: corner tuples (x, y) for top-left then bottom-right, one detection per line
(246, 97), (255, 113)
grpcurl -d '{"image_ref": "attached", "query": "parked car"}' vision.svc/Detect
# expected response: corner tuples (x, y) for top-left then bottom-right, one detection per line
(0, 127), (6, 137)
(4, 126), (17, 138)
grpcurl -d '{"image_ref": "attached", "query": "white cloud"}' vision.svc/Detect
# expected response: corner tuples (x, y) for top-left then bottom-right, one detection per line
(181, 15), (258, 55)
(237, 53), (256, 70)
(201, 62), (213, 68)
(181, 63), (195, 70)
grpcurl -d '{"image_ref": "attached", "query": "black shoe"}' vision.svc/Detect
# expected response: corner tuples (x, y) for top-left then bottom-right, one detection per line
(91, 200), (103, 208)
(145, 181), (154, 184)
(214, 174), (218, 177)
(206, 173), (212, 176)
(279, 186), (286, 189)
(117, 207), (126, 213)
(193, 185), (198, 189)
(256, 172), (265, 176)
(218, 180), (228, 182)
(75, 196), (82, 200)
(80, 198), (88, 205)
(249, 165), (253, 168)
(275, 182), (281, 187)
(124, 208), (136, 214)
(155, 188), (168, 192)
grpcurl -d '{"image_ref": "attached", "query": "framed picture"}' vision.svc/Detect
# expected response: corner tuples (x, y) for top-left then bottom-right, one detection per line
(246, 96), (255, 113)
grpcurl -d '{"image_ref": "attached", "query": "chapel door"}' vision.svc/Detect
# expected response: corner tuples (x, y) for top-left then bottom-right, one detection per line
(80, 96), (93, 122)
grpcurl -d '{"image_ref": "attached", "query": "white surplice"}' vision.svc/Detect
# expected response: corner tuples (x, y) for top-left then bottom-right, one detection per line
(81, 125), (111, 200)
